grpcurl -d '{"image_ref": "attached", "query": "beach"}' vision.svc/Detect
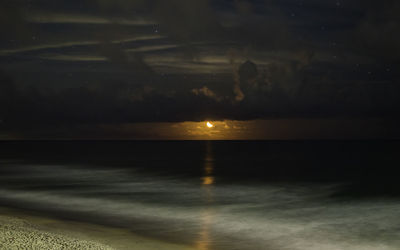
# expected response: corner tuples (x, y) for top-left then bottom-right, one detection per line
(1, 141), (400, 250)
(0, 207), (192, 250)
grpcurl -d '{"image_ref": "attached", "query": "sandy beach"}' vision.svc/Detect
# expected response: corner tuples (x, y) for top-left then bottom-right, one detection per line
(0, 207), (193, 250)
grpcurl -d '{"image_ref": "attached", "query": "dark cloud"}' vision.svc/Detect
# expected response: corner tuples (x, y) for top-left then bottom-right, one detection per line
(0, 67), (398, 131)
(238, 60), (258, 91)
(1, 0), (400, 138)
(353, 0), (400, 62)
(0, 70), (17, 123)
(0, 1), (34, 48)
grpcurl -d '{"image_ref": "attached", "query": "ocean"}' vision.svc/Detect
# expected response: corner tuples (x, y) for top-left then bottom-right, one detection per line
(1, 140), (400, 250)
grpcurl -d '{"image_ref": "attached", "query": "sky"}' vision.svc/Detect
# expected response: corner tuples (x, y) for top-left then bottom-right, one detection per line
(0, 0), (399, 139)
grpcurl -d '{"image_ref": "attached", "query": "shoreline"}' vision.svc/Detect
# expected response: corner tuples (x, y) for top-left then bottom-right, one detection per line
(0, 207), (193, 250)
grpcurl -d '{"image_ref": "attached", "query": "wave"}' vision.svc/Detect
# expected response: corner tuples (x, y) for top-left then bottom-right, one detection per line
(0, 164), (400, 250)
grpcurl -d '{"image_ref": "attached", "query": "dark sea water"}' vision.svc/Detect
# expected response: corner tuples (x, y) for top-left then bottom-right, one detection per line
(1, 140), (400, 250)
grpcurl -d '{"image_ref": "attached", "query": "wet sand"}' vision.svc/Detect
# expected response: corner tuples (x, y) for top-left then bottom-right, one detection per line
(0, 207), (193, 250)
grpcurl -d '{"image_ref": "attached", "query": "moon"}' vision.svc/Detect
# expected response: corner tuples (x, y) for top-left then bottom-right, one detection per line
(206, 122), (214, 128)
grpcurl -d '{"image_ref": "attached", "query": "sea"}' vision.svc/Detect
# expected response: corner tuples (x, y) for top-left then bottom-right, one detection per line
(0, 140), (400, 250)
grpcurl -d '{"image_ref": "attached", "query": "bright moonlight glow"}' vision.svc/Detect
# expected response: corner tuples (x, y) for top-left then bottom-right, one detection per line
(206, 122), (214, 128)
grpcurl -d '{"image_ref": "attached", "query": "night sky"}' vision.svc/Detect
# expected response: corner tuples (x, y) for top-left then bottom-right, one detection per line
(1, 0), (399, 139)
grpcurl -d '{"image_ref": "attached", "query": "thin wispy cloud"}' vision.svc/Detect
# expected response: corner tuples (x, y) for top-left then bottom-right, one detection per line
(0, 35), (165, 55)
(25, 12), (157, 26)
